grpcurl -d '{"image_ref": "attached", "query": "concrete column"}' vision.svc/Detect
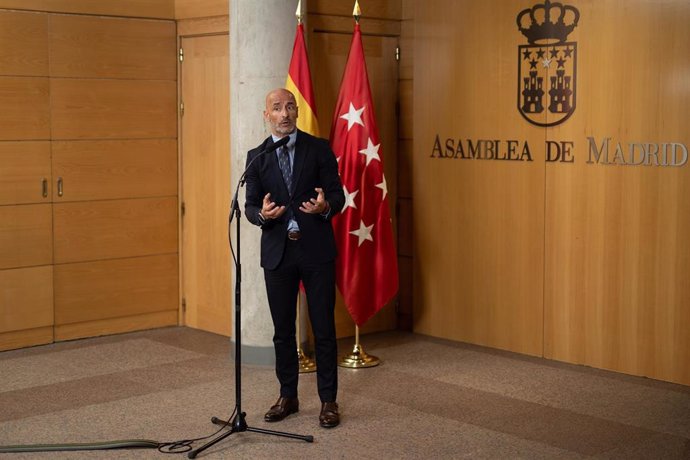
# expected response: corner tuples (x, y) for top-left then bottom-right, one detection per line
(229, 0), (297, 364)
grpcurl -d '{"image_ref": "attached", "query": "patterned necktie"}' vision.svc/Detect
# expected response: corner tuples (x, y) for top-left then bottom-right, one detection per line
(278, 146), (292, 193)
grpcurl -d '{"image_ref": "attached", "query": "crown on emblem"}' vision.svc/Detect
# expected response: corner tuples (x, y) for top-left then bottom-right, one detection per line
(517, 0), (580, 44)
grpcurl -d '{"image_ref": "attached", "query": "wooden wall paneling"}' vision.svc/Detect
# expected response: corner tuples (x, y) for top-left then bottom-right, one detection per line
(0, 141), (52, 205)
(174, 0), (227, 20)
(177, 15), (229, 36)
(398, 78), (412, 140)
(0, 77), (50, 140)
(55, 310), (178, 342)
(49, 15), (176, 80)
(0, 10), (48, 76)
(543, 0), (607, 370)
(398, 1), (413, 332)
(397, 255), (412, 330)
(0, 265), (53, 350)
(397, 139), (412, 198)
(53, 197), (178, 264)
(308, 0), (401, 20)
(54, 254), (178, 328)
(397, 198), (413, 257)
(0, 1), (175, 19)
(50, 79), (177, 140)
(179, 33), (231, 336)
(51, 139), (177, 202)
(0, 204), (53, 269)
(399, 18), (413, 81)
(401, 0), (413, 20)
(310, 21), (400, 337)
(0, 326), (54, 352)
(412, 0), (545, 356)
(544, 0), (690, 385)
(307, 15), (400, 37)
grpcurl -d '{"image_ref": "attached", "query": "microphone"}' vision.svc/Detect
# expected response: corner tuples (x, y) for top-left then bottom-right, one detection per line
(230, 136), (291, 221)
(238, 135), (289, 186)
(262, 135), (290, 154)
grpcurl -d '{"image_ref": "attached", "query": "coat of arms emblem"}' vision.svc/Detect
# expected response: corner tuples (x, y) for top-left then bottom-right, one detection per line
(517, 0), (580, 127)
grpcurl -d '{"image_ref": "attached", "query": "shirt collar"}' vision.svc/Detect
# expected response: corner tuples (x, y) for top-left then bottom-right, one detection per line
(271, 130), (297, 151)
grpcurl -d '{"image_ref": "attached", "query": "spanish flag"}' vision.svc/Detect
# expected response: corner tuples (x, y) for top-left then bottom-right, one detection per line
(285, 22), (320, 137)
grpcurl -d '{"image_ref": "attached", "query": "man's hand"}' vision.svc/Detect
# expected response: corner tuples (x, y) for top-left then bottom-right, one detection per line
(299, 187), (330, 214)
(261, 193), (286, 220)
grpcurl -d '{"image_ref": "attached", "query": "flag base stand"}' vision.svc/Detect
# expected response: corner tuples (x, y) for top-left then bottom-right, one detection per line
(338, 326), (380, 368)
(298, 346), (317, 373)
(338, 343), (379, 368)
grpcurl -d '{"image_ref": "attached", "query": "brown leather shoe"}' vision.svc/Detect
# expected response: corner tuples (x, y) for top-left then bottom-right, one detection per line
(319, 402), (339, 428)
(264, 397), (299, 422)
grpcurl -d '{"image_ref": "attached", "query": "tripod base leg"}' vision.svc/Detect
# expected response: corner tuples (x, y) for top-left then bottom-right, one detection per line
(246, 426), (313, 442)
(188, 413), (313, 458)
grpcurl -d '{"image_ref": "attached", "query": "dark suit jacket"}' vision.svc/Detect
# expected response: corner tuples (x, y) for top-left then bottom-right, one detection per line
(244, 130), (345, 270)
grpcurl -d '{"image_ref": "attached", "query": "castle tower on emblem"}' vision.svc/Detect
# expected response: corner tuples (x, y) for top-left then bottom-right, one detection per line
(517, 0), (580, 127)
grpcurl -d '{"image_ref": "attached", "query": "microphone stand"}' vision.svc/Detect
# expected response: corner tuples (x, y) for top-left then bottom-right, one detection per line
(189, 142), (313, 458)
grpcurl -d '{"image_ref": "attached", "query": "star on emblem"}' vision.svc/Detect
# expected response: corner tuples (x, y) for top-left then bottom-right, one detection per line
(542, 57), (552, 69)
(350, 221), (374, 246)
(358, 138), (381, 166)
(339, 103), (365, 131)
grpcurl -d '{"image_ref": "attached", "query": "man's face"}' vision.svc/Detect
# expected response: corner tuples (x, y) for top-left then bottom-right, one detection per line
(264, 89), (299, 136)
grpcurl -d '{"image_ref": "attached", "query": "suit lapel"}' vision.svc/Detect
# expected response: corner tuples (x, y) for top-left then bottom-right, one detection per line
(292, 130), (307, 194)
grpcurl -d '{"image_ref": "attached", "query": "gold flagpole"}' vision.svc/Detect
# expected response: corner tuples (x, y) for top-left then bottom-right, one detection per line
(293, 0), (315, 374)
(293, 0), (316, 373)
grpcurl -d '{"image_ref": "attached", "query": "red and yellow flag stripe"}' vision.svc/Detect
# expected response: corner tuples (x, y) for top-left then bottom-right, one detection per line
(286, 23), (319, 137)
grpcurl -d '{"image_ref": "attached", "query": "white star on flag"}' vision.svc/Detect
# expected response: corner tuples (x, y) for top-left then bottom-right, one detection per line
(542, 57), (552, 68)
(375, 175), (388, 200)
(349, 221), (374, 246)
(358, 138), (381, 166)
(339, 102), (365, 131)
(343, 185), (359, 210)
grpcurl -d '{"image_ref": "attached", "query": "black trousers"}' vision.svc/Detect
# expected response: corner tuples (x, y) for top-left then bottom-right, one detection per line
(263, 238), (338, 403)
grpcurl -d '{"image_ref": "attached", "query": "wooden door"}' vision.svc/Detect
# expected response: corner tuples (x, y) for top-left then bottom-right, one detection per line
(310, 29), (400, 338)
(0, 141), (54, 350)
(0, 203), (54, 349)
(0, 266), (53, 351)
(179, 33), (232, 336)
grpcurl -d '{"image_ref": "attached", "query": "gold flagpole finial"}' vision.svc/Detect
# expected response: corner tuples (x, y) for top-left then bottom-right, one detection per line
(353, 0), (361, 23)
(296, 0), (303, 24)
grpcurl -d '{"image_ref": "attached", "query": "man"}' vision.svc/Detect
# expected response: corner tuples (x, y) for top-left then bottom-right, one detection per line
(244, 88), (345, 428)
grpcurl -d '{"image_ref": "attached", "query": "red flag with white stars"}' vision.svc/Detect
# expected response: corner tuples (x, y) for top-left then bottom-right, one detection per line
(329, 23), (398, 327)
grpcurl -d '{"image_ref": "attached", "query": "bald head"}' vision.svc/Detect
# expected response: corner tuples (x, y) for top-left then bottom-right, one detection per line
(264, 88), (299, 137)
(265, 88), (295, 108)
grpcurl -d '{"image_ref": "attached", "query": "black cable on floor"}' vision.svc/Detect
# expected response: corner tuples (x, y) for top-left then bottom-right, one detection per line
(0, 408), (237, 455)
(157, 408), (237, 454)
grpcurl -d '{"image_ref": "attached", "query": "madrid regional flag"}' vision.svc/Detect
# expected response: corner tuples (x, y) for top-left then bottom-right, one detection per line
(330, 22), (399, 326)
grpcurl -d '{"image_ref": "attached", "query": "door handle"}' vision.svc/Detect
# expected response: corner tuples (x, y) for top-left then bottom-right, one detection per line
(42, 178), (48, 198)
(57, 177), (63, 197)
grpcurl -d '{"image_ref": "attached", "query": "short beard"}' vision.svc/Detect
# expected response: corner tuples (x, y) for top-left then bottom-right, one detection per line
(274, 124), (295, 135)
